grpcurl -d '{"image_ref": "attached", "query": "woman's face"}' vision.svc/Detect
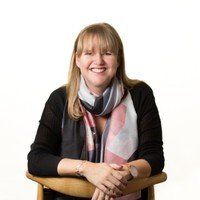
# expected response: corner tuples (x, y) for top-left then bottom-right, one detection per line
(76, 36), (119, 95)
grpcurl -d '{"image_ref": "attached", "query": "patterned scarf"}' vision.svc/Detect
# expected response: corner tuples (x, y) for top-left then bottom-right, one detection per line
(78, 75), (141, 199)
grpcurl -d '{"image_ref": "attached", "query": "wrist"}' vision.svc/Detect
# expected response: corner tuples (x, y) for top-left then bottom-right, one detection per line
(77, 160), (92, 177)
(75, 160), (88, 177)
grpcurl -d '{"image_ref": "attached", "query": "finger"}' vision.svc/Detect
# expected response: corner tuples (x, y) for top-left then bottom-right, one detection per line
(109, 163), (123, 170)
(98, 184), (116, 197)
(105, 194), (110, 200)
(111, 170), (128, 185)
(92, 188), (100, 200)
(119, 170), (131, 181)
(105, 188), (119, 198)
(104, 180), (123, 196)
(108, 175), (127, 191)
(98, 189), (106, 200)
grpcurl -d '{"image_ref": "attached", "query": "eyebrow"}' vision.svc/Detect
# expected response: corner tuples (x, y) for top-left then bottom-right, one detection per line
(82, 48), (113, 52)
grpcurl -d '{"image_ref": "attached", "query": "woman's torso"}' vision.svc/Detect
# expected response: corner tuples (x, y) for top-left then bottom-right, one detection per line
(94, 115), (107, 135)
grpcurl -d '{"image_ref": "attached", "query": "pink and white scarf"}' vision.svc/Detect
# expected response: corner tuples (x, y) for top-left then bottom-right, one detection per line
(78, 75), (141, 199)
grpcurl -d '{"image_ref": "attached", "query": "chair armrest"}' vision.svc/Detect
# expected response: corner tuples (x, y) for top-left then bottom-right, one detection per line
(26, 171), (167, 198)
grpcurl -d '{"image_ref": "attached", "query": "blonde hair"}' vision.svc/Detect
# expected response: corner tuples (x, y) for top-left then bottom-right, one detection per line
(66, 22), (140, 120)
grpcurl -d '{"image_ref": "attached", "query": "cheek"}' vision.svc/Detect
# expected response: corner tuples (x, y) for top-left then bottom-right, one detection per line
(81, 59), (93, 69)
(108, 57), (118, 66)
(110, 60), (119, 70)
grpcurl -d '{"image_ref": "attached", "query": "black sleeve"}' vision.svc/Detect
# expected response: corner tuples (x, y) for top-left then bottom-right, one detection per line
(131, 82), (165, 176)
(27, 88), (65, 176)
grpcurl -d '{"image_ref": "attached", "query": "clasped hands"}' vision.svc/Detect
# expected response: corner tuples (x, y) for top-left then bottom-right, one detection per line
(82, 162), (132, 200)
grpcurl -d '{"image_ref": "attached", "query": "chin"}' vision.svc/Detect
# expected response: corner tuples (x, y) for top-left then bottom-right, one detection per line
(93, 81), (109, 88)
(94, 78), (110, 84)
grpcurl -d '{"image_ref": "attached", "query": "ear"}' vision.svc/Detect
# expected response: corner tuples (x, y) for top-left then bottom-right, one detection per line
(75, 54), (80, 68)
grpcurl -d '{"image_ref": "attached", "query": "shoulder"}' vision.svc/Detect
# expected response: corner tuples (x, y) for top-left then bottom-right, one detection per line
(126, 80), (156, 115)
(127, 80), (154, 96)
(48, 84), (67, 102)
(46, 84), (67, 114)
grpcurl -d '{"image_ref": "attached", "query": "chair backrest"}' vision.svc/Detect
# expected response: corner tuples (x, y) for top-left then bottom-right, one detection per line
(26, 171), (167, 200)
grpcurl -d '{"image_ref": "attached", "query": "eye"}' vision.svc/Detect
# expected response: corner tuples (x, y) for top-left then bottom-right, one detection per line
(104, 51), (112, 55)
(84, 52), (92, 55)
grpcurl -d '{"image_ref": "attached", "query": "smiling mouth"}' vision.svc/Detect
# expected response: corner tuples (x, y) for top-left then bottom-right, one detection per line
(90, 68), (106, 73)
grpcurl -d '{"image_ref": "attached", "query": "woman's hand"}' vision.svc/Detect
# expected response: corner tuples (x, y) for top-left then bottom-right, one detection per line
(91, 163), (131, 200)
(82, 162), (127, 197)
(117, 164), (133, 181)
(92, 187), (115, 200)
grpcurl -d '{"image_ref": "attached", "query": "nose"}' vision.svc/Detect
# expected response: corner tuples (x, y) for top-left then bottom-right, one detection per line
(94, 53), (104, 65)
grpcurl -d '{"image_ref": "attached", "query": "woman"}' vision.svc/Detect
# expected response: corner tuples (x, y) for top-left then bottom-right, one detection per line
(27, 22), (164, 200)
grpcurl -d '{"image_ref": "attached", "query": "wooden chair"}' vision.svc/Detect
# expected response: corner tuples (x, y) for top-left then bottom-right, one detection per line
(26, 171), (167, 200)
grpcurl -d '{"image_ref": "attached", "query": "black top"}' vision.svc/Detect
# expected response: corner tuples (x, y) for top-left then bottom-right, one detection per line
(27, 81), (165, 200)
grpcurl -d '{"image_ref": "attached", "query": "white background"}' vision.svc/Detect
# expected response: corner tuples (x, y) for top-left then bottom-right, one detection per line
(0, 0), (200, 199)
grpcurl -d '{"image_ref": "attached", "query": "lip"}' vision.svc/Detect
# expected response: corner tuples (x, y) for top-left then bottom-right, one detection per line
(89, 68), (106, 74)
(89, 67), (107, 70)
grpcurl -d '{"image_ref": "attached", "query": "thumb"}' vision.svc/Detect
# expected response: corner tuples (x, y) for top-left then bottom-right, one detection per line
(109, 163), (123, 170)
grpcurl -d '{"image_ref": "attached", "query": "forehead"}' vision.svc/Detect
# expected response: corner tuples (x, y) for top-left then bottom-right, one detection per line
(76, 32), (118, 55)
(82, 35), (111, 52)
(82, 35), (100, 50)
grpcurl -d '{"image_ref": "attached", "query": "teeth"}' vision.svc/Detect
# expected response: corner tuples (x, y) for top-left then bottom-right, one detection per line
(90, 68), (106, 73)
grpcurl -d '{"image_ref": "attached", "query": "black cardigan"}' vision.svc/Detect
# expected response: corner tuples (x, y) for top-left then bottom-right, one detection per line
(27, 81), (165, 199)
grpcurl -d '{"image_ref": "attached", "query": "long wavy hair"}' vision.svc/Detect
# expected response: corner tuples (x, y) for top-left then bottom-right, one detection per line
(66, 22), (139, 120)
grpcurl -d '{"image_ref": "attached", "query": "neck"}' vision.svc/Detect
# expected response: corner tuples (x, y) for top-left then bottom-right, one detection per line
(88, 87), (106, 97)
(86, 80), (114, 97)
